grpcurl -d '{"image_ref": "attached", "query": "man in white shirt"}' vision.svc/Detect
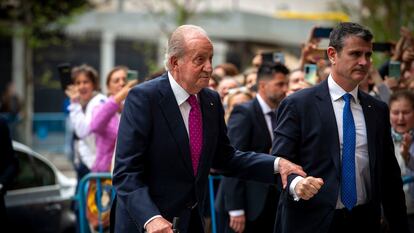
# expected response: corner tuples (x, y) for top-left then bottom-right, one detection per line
(215, 63), (289, 233)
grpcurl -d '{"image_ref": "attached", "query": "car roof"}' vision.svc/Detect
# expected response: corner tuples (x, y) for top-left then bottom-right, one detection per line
(12, 141), (59, 174)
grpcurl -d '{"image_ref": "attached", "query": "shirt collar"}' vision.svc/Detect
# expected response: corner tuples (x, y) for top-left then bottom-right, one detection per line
(256, 93), (274, 114)
(327, 74), (359, 104)
(168, 72), (191, 105)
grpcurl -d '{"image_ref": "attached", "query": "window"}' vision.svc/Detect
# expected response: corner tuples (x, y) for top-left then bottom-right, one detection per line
(9, 150), (56, 190)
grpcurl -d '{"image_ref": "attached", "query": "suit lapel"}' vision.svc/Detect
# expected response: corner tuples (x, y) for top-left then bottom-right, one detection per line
(315, 80), (341, 175)
(358, 91), (377, 179)
(252, 98), (272, 146)
(158, 75), (194, 177)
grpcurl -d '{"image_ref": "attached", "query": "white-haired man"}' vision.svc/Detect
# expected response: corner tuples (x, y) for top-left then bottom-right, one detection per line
(111, 25), (305, 233)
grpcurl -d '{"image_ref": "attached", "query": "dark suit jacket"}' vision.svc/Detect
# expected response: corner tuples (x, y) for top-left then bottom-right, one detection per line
(272, 80), (408, 233)
(215, 98), (277, 221)
(112, 74), (276, 233)
(0, 116), (18, 219)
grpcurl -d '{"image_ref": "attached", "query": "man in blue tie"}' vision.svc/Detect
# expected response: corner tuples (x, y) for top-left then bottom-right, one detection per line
(272, 22), (409, 233)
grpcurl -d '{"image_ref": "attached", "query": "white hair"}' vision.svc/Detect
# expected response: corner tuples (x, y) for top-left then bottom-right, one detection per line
(164, 25), (211, 71)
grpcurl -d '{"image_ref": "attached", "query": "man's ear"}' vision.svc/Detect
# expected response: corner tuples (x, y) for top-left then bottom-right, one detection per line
(170, 56), (179, 71)
(327, 46), (337, 65)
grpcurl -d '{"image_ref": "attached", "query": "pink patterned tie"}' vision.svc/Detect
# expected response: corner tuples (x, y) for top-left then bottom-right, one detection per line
(187, 95), (203, 175)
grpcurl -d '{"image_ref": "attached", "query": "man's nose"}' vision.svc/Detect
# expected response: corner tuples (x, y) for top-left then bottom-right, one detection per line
(204, 60), (213, 72)
(359, 55), (370, 66)
(283, 84), (288, 93)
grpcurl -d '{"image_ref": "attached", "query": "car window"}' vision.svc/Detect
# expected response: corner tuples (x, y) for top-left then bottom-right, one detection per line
(9, 150), (56, 190)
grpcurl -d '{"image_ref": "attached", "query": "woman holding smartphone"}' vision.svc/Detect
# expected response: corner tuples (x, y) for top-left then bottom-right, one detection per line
(89, 66), (137, 172)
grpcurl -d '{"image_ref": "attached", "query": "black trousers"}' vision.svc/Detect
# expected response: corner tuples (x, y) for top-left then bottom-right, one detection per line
(220, 186), (278, 233)
(187, 207), (204, 233)
(328, 204), (380, 233)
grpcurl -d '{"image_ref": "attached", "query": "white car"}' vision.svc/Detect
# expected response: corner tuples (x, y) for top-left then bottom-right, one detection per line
(5, 141), (77, 233)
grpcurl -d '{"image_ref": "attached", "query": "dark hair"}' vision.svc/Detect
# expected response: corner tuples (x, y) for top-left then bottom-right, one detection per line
(106, 66), (128, 87)
(71, 64), (100, 91)
(329, 22), (373, 53)
(215, 63), (239, 76)
(389, 90), (414, 109)
(257, 63), (290, 83)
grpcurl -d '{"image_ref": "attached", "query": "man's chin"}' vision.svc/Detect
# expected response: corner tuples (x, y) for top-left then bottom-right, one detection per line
(352, 73), (367, 82)
(198, 78), (210, 87)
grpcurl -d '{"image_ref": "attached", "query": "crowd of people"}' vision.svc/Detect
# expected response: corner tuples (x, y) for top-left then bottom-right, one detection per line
(1, 20), (411, 233)
(58, 22), (414, 233)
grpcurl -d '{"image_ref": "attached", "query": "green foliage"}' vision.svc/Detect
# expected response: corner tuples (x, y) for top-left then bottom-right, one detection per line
(0, 0), (91, 48)
(333, 0), (414, 42)
(333, 0), (414, 67)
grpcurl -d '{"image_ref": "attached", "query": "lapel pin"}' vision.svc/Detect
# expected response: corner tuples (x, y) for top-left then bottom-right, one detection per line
(368, 105), (371, 108)
(210, 102), (214, 106)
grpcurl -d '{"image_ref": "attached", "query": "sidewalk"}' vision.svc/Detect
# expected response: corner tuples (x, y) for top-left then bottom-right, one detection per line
(32, 131), (77, 178)
(42, 152), (76, 178)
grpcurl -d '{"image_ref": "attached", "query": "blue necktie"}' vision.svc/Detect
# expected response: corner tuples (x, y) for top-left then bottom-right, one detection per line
(268, 111), (277, 131)
(341, 93), (357, 210)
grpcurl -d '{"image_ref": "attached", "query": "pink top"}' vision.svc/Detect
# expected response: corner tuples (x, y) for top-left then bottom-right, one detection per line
(89, 96), (120, 172)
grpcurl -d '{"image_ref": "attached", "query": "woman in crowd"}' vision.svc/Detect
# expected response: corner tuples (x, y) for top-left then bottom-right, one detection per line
(89, 66), (137, 172)
(389, 90), (414, 231)
(224, 87), (254, 123)
(65, 64), (106, 180)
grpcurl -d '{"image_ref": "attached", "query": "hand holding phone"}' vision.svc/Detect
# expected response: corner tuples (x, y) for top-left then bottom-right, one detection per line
(127, 70), (139, 81)
(57, 63), (73, 91)
(304, 64), (318, 85)
(388, 61), (401, 81)
(312, 27), (333, 38)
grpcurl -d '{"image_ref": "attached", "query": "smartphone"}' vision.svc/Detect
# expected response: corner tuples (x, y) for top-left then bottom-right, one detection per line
(262, 52), (285, 64)
(127, 70), (139, 81)
(388, 61), (401, 80)
(57, 63), (72, 91)
(373, 42), (392, 53)
(312, 27), (333, 38)
(304, 64), (318, 85)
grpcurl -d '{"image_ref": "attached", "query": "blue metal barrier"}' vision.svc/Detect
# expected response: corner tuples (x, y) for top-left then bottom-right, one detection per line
(403, 175), (414, 185)
(75, 173), (222, 233)
(74, 173), (115, 233)
(208, 175), (222, 233)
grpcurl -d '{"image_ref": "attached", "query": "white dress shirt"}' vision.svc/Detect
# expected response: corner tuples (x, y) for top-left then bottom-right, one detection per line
(256, 94), (276, 141)
(290, 75), (370, 209)
(228, 94), (278, 217)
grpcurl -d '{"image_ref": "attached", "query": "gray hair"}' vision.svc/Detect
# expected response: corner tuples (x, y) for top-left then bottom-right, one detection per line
(164, 25), (211, 71)
(329, 22), (373, 53)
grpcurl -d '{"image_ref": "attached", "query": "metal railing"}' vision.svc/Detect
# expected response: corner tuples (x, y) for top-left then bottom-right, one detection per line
(75, 173), (223, 233)
(403, 175), (414, 185)
(74, 173), (115, 233)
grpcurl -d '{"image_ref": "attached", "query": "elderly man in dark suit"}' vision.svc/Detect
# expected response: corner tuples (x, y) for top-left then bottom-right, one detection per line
(0, 116), (19, 225)
(215, 63), (289, 233)
(111, 25), (306, 233)
(273, 22), (409, 233)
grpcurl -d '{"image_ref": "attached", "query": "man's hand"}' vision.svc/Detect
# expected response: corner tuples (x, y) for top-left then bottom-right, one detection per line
(229, 215), (245, 233)
(278, 158), (307, 189)
(294, 176), (324, 200)
(145, 217), (173, 233)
